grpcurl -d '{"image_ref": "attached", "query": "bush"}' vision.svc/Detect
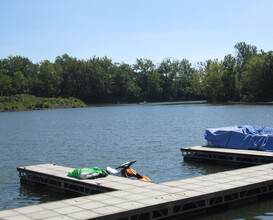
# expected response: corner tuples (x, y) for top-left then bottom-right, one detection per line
(0, 94), (86, 111)
(42, 102), (51, 108)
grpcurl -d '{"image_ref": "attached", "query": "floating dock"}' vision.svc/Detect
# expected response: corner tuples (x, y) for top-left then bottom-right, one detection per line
(1, 161), (273, 219)
(181, 145), (273, 165)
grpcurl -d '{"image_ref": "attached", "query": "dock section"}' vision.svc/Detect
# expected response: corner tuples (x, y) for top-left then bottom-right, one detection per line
(181, 145), (273, 165)
(1, 163), (273, 219)
(18, 164), (117, 195)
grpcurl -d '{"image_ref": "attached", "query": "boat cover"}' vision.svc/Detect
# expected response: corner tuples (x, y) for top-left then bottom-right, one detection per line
(205, 125), (273, 151)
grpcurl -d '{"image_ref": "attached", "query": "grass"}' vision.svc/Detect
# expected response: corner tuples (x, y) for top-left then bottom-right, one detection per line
(0, 94), (86, 112)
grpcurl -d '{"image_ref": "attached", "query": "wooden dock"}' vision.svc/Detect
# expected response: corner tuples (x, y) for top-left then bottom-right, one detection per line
(181, 145), (273, 165)
(2, 161), (273, 219)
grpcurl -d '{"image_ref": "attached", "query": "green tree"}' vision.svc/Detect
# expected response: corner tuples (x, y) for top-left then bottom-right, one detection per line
(147, 69), (162, 101)
(221, 54), (239, 101)
(0, 56), (38, 95)
(201, 59), (223, 101)
(134, 59), (162, 101)
(84, 56), (111, 103)
(0, 72), (12, 96)
(96, 56), (113, 101)
(54, 54), (78, 98)
(234, 42), (257, 81)
(12, 71), (28, 94)
(158, 58), (178, 101)
(111, 63), (140, 103)
(189, 71), (204, 100)
(175, 59), (194, 100)
(1, 56), (34, 77)
(0, 42), (271, 104)
(71, 59), (92, 102)
(241, 51), (273, 101)
(37, 60), (61, 97)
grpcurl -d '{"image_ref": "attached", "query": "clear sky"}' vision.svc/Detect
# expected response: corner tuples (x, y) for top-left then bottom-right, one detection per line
(1, 0), (272, 64)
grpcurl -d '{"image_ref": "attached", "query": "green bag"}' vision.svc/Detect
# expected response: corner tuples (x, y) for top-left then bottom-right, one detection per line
(67, 167), (108, 179)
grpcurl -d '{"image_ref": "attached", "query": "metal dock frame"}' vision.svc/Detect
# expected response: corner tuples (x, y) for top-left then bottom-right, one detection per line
(18, 166), (114, 195)
(2, 155), (273, 219)
(181, 146), (273, 165)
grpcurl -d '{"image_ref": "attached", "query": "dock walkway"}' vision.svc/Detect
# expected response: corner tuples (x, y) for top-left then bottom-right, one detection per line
(181, 145), (273, 165)
(1, 161), (273, 219)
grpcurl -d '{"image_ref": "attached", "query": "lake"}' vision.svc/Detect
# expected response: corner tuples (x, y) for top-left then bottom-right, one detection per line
(1, 102), (273, 219)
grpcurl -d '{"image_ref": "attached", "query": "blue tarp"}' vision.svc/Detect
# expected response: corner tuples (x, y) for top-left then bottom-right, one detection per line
(205, 125), (273, 151)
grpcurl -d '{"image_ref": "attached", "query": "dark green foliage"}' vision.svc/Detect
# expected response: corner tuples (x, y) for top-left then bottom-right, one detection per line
(234, 42), (257, 81)
(0, 95), (86, 112)
(133, 58), (162, 101)
(221, 54), (239, 101)
(158, 58), (194, 101)
(241, 51), (273, 101)
(0, 42), (272, 105)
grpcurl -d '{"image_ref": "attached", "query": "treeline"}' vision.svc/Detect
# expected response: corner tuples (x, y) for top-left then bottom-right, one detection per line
(0, 42), (272, 103)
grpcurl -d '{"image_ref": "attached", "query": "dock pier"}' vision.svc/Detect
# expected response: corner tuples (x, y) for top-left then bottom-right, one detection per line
(1, 146), (273, 219)
(181, 145), (273, 165)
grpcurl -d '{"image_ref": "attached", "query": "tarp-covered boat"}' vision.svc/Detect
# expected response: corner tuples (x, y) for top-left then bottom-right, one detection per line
(205, 125), (273, 151)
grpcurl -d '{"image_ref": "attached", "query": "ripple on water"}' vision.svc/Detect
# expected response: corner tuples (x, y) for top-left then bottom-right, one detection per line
(1, 104), (273, 219)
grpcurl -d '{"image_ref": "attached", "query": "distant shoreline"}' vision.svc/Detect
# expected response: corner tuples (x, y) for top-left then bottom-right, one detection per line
(206, 101), (273, 106)
(0, 94), (86, 112)
(2, 96), (273, 112)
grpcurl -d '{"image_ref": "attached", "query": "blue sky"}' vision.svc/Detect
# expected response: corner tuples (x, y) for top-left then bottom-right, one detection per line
(1, 0), (272, 64)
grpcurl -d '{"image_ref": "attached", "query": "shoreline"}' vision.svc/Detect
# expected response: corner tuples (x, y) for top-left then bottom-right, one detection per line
(2, 96), (273, 113)
(0, 94), (86, 112)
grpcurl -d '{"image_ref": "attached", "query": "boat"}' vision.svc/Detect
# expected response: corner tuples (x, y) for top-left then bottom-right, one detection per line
(138, 101), (147, 105)
(205, 125), (273, 151)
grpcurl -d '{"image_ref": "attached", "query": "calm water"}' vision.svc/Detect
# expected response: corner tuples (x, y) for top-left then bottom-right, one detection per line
(1, 102), (273, 219)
